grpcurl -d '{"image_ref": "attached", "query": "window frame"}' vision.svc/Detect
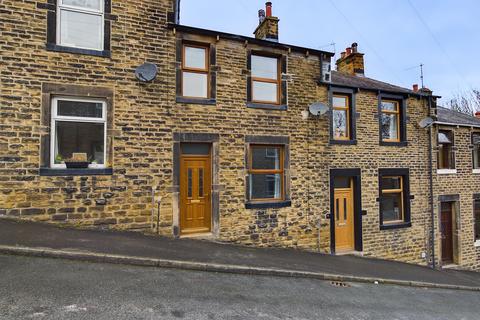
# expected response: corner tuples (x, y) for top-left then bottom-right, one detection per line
(247, 144), (285, 203)
(377, 94), (407, 146)
(56, 0), (105, 51)
(380, 176), (404, 225)
(250, 54), (281, 105)
(472, 132), (480, 171)
(181, 43), (210, 99)
(474, 198), (480, 246)
(50, 96), (107, 169)
(332, 94), (351, 141)
(378, 168), (412, 230)
(437, 129), (456, 171)
(380, 99), (401, 143)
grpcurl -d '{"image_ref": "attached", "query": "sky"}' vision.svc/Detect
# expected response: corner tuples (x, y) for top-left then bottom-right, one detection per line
(180, 0), (480, 105)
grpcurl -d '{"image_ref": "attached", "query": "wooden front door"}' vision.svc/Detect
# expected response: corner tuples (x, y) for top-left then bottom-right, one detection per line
(334, 185), (355, 252)
(180, 155), (212, 235)
(441, 202), (454, 263)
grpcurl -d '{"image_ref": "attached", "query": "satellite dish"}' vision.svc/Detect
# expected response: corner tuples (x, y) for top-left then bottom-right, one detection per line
(308, 102), (329, 116)
(135, 62), (158, 82)
(419, 117), (434, 129)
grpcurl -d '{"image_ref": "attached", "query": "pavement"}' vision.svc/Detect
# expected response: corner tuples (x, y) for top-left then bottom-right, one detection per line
(2, 254), (480, 320)
(1, 218), (480, 291)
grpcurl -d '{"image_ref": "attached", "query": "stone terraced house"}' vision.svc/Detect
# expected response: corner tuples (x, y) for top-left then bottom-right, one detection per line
(1, 0), (479, 270)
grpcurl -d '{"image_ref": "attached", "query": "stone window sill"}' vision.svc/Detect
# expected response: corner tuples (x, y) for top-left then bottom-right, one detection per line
(245, 200), (291, 209)
(380, 221), (411, 231)
(437, 169), (457, 175)
(475, 240), (480, 247)
(329, 139), (357, 146)
(46, 43), (111, 58)
(176, 96), (216, 105)
(40, 168), (113, 176)
(247, 102), (287, 111)
(473, 169), (480, 174)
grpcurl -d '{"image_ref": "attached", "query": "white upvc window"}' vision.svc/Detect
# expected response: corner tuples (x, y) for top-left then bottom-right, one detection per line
(50, 97), (107, 169)
(57, 0), (104, 51)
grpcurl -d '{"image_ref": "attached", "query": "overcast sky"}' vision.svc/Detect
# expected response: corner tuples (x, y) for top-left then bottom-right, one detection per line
(180, 0), (479, 104)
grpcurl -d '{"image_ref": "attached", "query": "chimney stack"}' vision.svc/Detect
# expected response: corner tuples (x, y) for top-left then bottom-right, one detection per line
(475, 111), (480, 119)
(413, 84), (419, 92)
(254, 2), (279, 42)
(336, 42), (365, 77)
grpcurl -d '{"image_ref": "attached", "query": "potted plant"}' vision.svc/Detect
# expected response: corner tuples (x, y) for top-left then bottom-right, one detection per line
(64, 153), (90, 169)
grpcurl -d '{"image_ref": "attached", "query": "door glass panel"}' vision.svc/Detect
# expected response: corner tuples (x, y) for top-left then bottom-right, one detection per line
(187, 168), (193, 198)
(181, 143), (210, 155)
(344, 198), (347, 220)
(199, 168), (204, 197)
(333, 177), (350, 189)
(336, 198), (339, 220)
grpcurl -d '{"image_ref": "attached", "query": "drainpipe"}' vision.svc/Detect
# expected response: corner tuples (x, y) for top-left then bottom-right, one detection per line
(427, 96), (436, 269)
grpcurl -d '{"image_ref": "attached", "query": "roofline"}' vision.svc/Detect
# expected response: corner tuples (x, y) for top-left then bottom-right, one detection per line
(434, 121), (480, 129)
(168, 23), (335, 58)
(324, 82), (441, 99)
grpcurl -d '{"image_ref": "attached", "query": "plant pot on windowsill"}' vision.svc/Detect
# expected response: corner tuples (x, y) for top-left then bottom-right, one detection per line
(64, 161), (91, 169)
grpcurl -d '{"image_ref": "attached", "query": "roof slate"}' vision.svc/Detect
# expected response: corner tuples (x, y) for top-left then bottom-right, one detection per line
(436, 106), (480, 127)
(330, 71), (416, 95)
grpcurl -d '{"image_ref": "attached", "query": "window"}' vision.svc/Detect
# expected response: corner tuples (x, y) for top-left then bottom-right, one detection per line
(332, 95), (351, 140)
(380, 100), (400, 142)
(473, 199), (480, 245)
(51, 97), (106, 168)
(57, 0), (104, 51)
(475, 199), (480, 244)
(251, 55), (280, 104)
(248, 145), (284, 201)
(438, 130), (455, 169)
(378, 169), (411, 229)
(181, 44), (209, 98)
(472, 133), (480, 169)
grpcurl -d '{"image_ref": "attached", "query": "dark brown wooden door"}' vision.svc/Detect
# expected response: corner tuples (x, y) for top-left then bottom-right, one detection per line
(180, 156), (211, 235)
(441, 202), (453, 263)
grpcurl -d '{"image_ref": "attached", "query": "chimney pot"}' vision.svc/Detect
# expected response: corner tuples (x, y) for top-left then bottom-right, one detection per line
(351, 42), (358, 53)
(258, 9), (265, 24)
(346, 47), (352, 55)
(475, 111), (480, 119)
(266, 2), (272, 17)
(413, 84), (419, 92)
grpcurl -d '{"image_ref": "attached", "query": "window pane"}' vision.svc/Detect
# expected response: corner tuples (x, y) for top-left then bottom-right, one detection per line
(381, 113), (398, 140)
(181, 143), (210, 155)
(474, 146), (480, 169)
(251, 55), (278, 79)
(60, 10), (103, 50)
(57, 100), (103, 118)
(62, 0), (102, 11)
(184, 46), (207, 70)
(182, 72), (208, 98)
(381, 101), (397, 111)
(333, 109), (348, 139)
(333, 96), (347, 108)
(252, 81), (278, 103)
(475, 200), (480, 241)
(54, 121), (104, 164)
(251, 147), (280, 170)
(381, 193), (403, 223)
(382, 177), (402, 190)
(333, 177), (351, 189)
(249, 174), (282, 200)
(438, 131), (452, 144)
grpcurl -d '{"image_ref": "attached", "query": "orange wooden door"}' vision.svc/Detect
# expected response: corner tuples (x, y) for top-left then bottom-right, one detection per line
(180, 156), (212, 235)
(334, 186), (355, 252)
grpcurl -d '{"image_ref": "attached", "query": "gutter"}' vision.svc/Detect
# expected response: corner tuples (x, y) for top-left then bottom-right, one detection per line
(434, 121), (480, 129)
(167, 23), (334, 58)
